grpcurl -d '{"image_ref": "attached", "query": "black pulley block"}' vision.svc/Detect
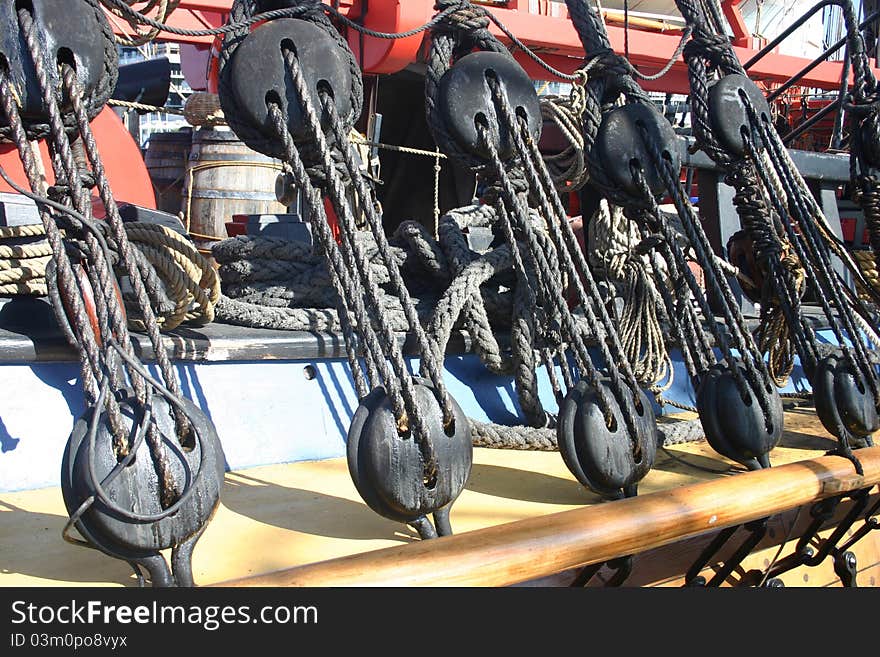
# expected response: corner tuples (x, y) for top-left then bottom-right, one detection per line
(61, 390), (225, 587)
(224, 18), (355, 147)
(812, 354), (879, 445)
(436, 51), (541, 161)
(346, 379), (472, 528)
(707, 73), (771, 155)
(595, 102), (680, 197)
(557, 379), (657, 499)
(0, 0), (112, 125)
(695, 361), (783, 470)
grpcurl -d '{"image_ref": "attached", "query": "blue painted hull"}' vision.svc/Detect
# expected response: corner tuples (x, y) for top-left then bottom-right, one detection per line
(1, 333), (832, 493)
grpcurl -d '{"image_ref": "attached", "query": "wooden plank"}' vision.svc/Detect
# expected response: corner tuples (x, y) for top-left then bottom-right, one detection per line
(216, 445), (880, 587)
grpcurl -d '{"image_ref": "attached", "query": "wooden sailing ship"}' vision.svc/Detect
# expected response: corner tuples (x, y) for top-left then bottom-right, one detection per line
(0, 0), (879, 588)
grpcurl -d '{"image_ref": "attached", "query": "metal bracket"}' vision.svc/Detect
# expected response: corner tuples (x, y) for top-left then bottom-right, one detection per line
(684, 518), (769, 587)
(570, 555), (634, 587)
(741, 487), (878, 586)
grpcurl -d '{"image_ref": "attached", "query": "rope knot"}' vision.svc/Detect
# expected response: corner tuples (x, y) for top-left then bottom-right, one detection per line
(583, 48), (634, 81)
(433, 1), (490, 36)
(480, 167), (529, 205)
(683, 32), (732, 65)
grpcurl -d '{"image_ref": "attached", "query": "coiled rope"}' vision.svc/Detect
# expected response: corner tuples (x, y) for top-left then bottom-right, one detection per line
(0, 213), (220, 331)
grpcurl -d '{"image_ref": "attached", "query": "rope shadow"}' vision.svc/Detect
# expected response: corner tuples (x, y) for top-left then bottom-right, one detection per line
(220, 471), (419, 542)
(465, 462), (598, 505)
(653, 447), (739, 478)
(0, 501), (136, 586)
(0, 415), (20, 453)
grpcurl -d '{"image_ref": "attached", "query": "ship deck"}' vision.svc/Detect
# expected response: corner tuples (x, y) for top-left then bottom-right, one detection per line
(2, 406), (878, 588)
(0, 297), (877, 587)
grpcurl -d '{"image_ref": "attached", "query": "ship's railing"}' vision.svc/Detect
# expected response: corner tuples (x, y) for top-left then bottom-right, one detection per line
(743, 1), (880, 148)
(214, 446), (880, 587)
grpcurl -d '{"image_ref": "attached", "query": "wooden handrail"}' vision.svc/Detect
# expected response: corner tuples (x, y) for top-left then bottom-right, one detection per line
(214, 446), (880, 587)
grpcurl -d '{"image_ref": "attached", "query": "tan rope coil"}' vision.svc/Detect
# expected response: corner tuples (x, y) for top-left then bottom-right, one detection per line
(124, 221), (221, 329)
(0, 223), (50, 295)
(0, 219), (219, 330)
(854, 248), (880, 302)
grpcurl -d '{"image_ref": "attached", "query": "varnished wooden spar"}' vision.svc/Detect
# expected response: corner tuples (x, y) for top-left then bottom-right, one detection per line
(215, 446), (880, 587)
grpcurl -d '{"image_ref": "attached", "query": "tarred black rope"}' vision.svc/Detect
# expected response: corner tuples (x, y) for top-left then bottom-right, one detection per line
(1, 6), (193, 504)
(565, 0), (776, 419)
(100, 0), (461, 39)
(0, 71), (127, 445)
(563, 1), (656, 211)
(18, 9), (149, 421)
(854, 174), (880, 263)
(496, 82), (648, 406)
(320, 91), (457, 427)
(268, 104), (382, 401)
(745, 132), (872, 397)
(636, 224), (707, 380)
(835, 0), (880, 272)
(19, 7), (184, 503)
(674, 0), (817, 379)
(672, 0), (878, 401)
(750, 107), (879, 405)
(674, 0), (745, 167)
(268, 96), (444, 476)
(489, 198), (552, 428)
(270, 39), (467, 477)
(423, 2), (604, 428)
(64, 64), (195, 447)
(476, 115), (625, 433)
(725, 161), (819, 371)
(643, 145), (778, 428)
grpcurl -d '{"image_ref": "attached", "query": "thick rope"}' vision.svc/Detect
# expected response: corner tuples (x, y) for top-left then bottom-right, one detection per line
(104, 0), (181, 46)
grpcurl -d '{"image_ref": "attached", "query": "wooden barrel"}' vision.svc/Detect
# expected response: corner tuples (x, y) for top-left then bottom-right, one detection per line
(183, 128), (286, 241)
(144, 130), (193, 216)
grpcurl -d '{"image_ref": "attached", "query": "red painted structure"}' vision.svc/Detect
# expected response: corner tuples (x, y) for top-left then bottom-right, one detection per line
(122, 0), (879, 95)
(0, 108), (157, 210)
(2, 1), (874, 213)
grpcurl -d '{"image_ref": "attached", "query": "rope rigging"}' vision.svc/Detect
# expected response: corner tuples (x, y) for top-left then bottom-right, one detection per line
(212, 0), (706, 512)
(424, 0), (664, 499)
(0, 0), (224, 587)
(0, 0), (875, 591)
(217, 0), (478, 540)
(564, 0), (783, 472)
(672, 0), (880, 470)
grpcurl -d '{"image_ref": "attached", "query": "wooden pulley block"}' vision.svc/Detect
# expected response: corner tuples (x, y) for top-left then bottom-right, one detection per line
(557, 379), (657, 499)
(346, 379), (472, 534)
(0, 0), (115, 127)
(595, 102), (680, 197)
(223, 18), (356, 149)
(436, 51), (542, 161)
(695, 361), (783, 470)
(61, 389), (225, 587)
(812, 353), (879, 447)
(708, 73), (772, 155)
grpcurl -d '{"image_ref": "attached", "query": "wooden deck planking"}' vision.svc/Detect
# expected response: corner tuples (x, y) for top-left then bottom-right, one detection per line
(0, 407), (875, 587)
